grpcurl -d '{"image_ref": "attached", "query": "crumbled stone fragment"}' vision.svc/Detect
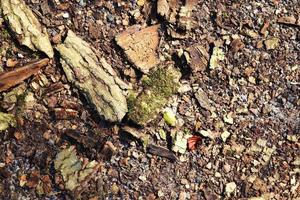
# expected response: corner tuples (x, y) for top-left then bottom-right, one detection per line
(54, 146), (100, 192)
(1, 0), (54, 57)
(0, 112), (16, 131)
(56, 30), (128, 122)
(115, 25), (160, 73)
(221, 131), (231, 142)
(172, 131), (191, 154)
(195, 88), (213, 111)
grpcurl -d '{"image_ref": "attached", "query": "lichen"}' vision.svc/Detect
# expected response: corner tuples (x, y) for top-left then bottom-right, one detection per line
(0, 112), (16, 131)
(128, 65), (181, 125)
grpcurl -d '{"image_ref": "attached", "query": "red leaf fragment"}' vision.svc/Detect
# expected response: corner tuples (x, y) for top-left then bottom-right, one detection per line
(187, 135), (201, 150)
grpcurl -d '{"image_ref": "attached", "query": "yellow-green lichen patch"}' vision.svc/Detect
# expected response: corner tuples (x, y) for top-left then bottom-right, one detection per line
(0, 112), (16, 131)
(128, 65), (181, 125)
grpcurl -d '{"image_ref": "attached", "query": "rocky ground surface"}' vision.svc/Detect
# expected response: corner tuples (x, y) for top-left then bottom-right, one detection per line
(0, 0), (299, 199)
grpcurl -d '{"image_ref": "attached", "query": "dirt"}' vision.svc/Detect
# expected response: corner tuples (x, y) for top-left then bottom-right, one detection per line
(0, 0), (299, 200)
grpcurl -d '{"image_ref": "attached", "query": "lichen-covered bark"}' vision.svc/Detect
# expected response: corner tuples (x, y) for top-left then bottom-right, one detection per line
(128, 64), (181, 125)
(56, 30), (128, 122)
(54, 146), (100, 192)
(1, 0), (54, 58)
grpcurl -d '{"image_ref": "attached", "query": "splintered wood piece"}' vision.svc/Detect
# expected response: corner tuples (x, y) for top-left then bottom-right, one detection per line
(0, 58), (49, 92)
(116, 25), (160, 73)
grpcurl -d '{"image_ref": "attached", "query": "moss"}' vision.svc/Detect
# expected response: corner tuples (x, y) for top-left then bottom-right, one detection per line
(128, 66), (181, 125)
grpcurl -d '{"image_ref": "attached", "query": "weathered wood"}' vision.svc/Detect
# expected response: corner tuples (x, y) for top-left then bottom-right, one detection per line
(56, 30), (128, 122)
(0, 58), (49, 92)
(1, 0), (54, 57)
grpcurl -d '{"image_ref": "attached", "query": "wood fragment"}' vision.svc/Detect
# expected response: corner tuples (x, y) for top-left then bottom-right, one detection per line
(1, 0), (54, 57)
(115, 25), (160, 73)
(0, 58), (49, 92)
(56, 30), (128, 122)
(186, 44), (209, 72)
(147, 144), (177, 161)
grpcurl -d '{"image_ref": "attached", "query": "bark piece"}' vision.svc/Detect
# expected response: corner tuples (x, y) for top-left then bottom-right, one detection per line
(56, 30), (128, 122)
(277, 16), (298, 26)
(54, 146), (100, 192)
(186, 44), (209, 72)
(1, 0), (54, 58)
(115, 25), (160, 73)
(128, 64), (181, 125)
(194, 88), (214, 111)
(0, 58), (49, 92)
(147, 144), (177, 161)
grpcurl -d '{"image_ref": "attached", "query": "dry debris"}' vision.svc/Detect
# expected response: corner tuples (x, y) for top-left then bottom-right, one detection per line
(1, 0), (54, 57)
(56, 30), (128, 122)
(115, 25), (160, 73)
(185, 43), (209, 72)
(209, 46), (225, 69)
(0, 58), (49, 92)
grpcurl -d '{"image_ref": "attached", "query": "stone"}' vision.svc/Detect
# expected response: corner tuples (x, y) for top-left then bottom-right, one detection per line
(56, 30), (128, 122)
(277, 16), (297, 25)
(1, 0), (54, 57)
(116, 25), (160, 73)
(195, 88), (213, 111)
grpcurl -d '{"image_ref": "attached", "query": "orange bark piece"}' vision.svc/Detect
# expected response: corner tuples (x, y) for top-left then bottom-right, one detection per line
(0, 58), (49, 92)
(116, 25), (160, 73)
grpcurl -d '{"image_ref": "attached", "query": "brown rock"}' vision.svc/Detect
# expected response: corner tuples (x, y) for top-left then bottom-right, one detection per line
(115, 25), (160, 73)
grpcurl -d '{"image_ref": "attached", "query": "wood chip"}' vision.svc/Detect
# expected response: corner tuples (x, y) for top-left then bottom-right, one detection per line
(116, 25), (160, 73)
(0, 58), (49, 92)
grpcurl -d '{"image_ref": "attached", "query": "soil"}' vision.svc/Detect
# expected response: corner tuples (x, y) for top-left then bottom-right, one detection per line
(0, 0), (299, 200)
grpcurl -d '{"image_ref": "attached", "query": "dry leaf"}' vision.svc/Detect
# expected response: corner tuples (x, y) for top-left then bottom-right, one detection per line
(187, 135), (201, 150)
